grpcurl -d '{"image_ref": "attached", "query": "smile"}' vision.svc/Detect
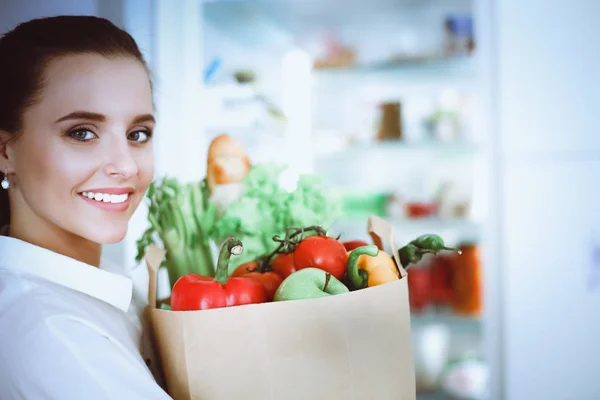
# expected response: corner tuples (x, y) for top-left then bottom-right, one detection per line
(78, 188), (134, 212)
(81, 191), (129, 203)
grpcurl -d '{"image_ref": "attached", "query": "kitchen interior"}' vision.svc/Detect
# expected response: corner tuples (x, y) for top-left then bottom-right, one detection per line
(3, 0), (598, 399)
(202, 0), (483, 398)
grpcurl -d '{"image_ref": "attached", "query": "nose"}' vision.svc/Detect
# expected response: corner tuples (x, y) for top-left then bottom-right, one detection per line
(103, 137), (138, 179)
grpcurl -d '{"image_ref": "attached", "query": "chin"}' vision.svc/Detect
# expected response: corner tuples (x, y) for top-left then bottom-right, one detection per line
(84, 222), (129, 245)
(98, 231), (128, 245)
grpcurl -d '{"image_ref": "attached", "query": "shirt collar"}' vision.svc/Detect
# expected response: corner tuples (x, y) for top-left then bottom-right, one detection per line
(0, 235), (133, 312)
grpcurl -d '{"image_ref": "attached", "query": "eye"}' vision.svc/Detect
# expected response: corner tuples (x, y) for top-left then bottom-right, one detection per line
(128, 129), (152, 144)
(68, 129), (98, 142)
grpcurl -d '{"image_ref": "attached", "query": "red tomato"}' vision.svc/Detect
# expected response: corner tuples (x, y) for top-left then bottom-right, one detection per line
(239, 272), (282, 302)
(271, 253), (296, 279)
(231, 262), (259, 278)
(231, 262), (283, 302)
(342, 240), (369, 252)
(294, 236), (348, 280)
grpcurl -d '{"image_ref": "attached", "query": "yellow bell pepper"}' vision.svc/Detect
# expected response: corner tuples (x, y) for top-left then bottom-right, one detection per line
(346, 245), (400, 290)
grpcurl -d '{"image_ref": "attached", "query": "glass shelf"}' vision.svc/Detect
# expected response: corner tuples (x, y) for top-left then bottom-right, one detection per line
(330, 218), (481, 248)
(332, 217), (480, 234)
(315, 140), (479, 160)
(411, 311), (481, 333)
(312, 56), (477, 86)
(313, 141), (480, 193)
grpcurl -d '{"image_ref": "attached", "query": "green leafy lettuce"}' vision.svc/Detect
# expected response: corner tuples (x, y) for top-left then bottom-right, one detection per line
(209, 163), (342, 271)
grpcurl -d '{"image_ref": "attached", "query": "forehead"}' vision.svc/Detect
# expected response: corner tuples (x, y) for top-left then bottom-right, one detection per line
(33, 54), (153, 121)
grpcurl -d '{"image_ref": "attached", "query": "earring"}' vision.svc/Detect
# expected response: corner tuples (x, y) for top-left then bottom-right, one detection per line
(1, 168), (9, 190)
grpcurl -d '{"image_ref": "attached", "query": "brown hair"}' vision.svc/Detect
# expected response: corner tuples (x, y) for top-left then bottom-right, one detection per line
(0, 16), (150, 228)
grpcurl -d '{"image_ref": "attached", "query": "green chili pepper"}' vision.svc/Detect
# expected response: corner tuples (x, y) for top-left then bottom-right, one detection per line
(410, 234), (459, 253)
(397, 234), (462, 269)
(399, 244), (422, 268)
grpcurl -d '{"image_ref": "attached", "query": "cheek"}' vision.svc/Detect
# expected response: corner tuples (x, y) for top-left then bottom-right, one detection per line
(135, 147), (154, 188)
(16, 137), (92, 195)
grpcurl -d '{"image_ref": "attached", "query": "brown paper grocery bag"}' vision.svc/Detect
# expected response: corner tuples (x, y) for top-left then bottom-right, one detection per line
(145, 216), (415, 400)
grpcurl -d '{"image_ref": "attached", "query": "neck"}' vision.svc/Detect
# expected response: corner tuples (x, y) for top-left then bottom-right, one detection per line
(9, 211), (102, 268)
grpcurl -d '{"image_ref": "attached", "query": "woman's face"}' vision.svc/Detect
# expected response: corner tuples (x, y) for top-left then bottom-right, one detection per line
(5, 54), (154, 244)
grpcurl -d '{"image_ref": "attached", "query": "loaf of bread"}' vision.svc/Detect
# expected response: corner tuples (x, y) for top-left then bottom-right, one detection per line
(206, 134), (251, 193)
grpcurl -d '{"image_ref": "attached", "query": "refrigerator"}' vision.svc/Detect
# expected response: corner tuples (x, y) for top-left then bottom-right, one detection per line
(4, 0), (597, 398)
(480, 0), (600, 398)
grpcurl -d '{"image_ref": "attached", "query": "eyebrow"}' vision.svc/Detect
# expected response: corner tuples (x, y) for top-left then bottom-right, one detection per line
(55, 111), (156, 125)
(131, 114), (156, 125)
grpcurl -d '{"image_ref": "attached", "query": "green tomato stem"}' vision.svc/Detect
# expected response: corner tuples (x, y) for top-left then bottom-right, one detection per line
(346, 245), (379, 290)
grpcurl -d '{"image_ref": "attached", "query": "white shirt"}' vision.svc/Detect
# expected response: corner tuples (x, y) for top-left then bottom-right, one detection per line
(0, 235), (172, 400)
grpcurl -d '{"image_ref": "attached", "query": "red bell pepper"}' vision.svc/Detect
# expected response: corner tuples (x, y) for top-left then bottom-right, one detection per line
(170, 238), (266, 311)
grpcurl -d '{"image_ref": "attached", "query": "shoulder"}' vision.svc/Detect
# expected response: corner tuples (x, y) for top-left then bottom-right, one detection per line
(0, 270), (88, 347)
(0, 267), (93, 319)
(0, 269), (123, 354)
(0, 295), (167, 399)
(0, 296), (99, 398)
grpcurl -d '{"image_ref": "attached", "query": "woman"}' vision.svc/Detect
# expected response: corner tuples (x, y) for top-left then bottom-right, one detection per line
(0, 16), (172, 399)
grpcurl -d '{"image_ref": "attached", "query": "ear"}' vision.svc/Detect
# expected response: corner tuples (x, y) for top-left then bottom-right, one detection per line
(0, 131), (7, 159)
(0, 130), (13, 169)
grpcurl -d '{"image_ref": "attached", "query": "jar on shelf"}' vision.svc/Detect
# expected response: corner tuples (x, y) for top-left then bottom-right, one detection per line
(376, 102), (403, 141)
(451, 243), (482, 316)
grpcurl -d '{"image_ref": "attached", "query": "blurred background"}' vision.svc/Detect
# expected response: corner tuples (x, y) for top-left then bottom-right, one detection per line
(2, 0), (598, 399)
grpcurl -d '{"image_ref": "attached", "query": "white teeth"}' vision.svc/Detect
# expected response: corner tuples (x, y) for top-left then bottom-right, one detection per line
(110, 194), (125, 203)
(81, 191), (129, 204)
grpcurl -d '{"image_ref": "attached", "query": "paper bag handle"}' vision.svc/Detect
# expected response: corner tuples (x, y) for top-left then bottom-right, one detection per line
(367, 215), (407, 278)
(144, 245), (166, 309)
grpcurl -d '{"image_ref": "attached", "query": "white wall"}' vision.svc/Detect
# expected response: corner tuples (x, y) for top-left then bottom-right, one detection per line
(485, 0), (600, 398)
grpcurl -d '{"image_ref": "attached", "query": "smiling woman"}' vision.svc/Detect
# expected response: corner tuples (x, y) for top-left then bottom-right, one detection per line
(0, 16), (171, 400)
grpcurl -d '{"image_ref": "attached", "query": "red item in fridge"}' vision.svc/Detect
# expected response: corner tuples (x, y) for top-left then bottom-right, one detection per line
(429, 255), (455, 306)
(405, 202), (438, 218)
(407, 266), (431, 313)
(451, 243), (482, 316)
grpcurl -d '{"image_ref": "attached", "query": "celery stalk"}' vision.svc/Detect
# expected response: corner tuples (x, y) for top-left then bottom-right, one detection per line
(135, 178), (217, 285)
